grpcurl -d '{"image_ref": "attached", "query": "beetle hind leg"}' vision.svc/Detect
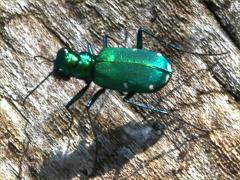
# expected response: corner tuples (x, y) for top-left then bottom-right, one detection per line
(136, 27), (228, 55)
(123, 93), (168, 114)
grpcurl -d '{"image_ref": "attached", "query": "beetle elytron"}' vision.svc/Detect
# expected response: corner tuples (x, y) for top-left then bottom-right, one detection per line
(24, 28), (227, 113)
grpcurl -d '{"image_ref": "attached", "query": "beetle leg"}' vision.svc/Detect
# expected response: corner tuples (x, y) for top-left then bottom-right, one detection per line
(102, 30), (128, 48)
(136, 28), (143, 49)
(86, 88), (106, 109)
(123, 93), (168, 114)
(102, 34), (108, 48)
(137, 27), (228, 56)
(65, 83), (91, 109)
(87, 42), (94, 55)
(136, 27), (170, 49)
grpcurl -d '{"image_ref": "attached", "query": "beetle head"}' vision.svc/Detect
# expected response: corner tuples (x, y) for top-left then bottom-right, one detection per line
(53, 48), (74, 80)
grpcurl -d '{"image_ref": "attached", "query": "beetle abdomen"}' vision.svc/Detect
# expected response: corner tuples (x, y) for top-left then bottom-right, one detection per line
(94, 48), (172, 93)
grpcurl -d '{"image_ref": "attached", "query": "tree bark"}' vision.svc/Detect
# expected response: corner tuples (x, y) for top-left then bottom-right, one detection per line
(0, 0), (239, 179)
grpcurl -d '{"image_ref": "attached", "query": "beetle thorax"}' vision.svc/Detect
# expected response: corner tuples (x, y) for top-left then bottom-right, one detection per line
(53, 48), (94, 80)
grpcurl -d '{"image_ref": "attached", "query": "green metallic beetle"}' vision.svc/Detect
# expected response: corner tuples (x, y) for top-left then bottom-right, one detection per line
(24, 28), (227, 113)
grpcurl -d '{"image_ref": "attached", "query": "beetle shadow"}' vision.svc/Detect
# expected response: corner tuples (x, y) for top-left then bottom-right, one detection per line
(38, 113), (166, 179)
(38, 104), (211, 179)
(124, 114), (211, 178)
(37, 54), (226, 179)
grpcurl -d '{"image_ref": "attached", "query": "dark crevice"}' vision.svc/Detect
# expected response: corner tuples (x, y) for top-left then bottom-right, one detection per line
(201, 1), (240, 102)
(212, 74), (240, 101)
(34, 15), (72, 50)
(203, 0), (240, 49)
(0, 35), (18, 53)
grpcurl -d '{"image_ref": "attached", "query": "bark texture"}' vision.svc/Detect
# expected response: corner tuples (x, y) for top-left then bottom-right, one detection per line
(0, 0), (239, 179)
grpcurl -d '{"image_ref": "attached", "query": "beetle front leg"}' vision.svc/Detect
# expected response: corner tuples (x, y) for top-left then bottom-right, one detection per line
(86, 88), (106, 109)
(65, 83), (91, 109)
(123, 93), (168, 114)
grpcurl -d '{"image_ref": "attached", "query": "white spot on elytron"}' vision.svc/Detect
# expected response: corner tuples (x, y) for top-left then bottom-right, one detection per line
(123, 82), (128, 89)
(64, 49), (68, 54)
(132, 48), (137, 51)
(149, 84), (154, 90)
(157, 53), (162, 56)
(165, 74), (170, 83)
(167, 63), (172, 72)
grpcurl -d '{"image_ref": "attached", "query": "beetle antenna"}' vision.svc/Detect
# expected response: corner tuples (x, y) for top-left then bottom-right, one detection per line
(34, 55), (54, 63)
(23, 72), (53, 104)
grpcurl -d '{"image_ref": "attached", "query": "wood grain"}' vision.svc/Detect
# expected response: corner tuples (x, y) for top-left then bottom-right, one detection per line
(0, 0), (239, 179)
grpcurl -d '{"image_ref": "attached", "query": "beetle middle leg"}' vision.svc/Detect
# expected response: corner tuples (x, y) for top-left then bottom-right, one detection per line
(136, 27), (171, 49)
(85, 89), (106, 176)
(136, 27), (183, 52)
(123, 93), (168, 114)
(102, 33), (108, 48)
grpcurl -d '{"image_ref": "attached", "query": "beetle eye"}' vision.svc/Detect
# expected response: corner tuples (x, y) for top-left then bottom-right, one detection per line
(64, 49), (68, 54)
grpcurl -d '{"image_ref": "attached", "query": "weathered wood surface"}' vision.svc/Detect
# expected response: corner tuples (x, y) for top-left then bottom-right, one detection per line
(0, 0), (239, 179)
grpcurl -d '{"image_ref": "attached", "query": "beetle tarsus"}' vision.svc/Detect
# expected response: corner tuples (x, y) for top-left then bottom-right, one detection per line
(123, 93), (168, 114)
